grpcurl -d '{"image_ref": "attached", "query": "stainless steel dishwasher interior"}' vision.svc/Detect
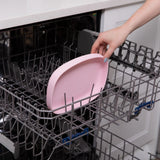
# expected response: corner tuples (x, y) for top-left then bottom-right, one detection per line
(0, 12), (160, 160)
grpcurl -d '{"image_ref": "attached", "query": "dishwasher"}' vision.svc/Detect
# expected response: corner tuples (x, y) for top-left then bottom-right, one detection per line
(0, 11), (160, 160)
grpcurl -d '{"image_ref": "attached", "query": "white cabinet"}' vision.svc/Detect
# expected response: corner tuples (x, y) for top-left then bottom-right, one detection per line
(100, 2), (160, 51)
(100, 2), (160, 158)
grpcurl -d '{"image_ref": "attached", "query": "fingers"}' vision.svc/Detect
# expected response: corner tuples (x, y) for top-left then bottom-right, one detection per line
(91, 43), (107, 56)
(91, 39), (107, 56)
(91, 39), (100, 54)
(99, 45), (106, 56)
(91, 32), (115, 58)
(91, 39), (115, 59)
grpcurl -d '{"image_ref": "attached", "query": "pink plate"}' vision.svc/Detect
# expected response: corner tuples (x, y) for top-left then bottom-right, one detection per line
(46, 53), (108, 114)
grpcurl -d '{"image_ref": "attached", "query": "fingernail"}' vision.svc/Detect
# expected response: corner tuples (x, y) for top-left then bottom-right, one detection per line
(104, 58), (108, 63)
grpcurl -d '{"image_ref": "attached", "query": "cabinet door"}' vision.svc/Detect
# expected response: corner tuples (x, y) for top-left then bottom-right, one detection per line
(100, 2), (160, 158)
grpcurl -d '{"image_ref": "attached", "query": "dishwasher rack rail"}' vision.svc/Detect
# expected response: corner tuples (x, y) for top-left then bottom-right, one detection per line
(0, 39), (160, 159)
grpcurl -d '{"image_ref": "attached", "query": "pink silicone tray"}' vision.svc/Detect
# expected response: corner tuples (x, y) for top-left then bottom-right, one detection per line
(46, 54), (108, 114)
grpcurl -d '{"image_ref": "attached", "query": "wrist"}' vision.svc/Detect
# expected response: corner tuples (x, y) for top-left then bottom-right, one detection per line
(119, 23), (131, 39)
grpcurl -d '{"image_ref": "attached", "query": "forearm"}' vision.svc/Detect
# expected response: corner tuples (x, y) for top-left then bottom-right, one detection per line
(122, 0), (160, 35)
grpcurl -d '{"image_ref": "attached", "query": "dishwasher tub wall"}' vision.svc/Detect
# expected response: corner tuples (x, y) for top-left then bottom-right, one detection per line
(0, 15), (160, 160)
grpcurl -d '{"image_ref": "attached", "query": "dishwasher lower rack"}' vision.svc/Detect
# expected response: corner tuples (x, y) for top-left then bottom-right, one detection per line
(0, 127), (159, 160)
(0, 40), (160, 159)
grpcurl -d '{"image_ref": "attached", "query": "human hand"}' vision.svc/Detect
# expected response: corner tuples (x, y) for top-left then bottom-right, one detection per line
(91, 26), (129, 60)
